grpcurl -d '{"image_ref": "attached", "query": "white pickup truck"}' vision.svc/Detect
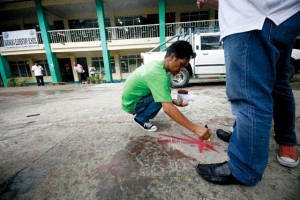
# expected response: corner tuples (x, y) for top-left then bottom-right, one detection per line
(141, 32), (300, 88)
(142, 32), (225, 88)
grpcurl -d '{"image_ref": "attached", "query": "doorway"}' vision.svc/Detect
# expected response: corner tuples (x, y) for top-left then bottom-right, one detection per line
(76, 57), (89, 79)
(58, 58), (74, 82)
(53, 20), (65, 30)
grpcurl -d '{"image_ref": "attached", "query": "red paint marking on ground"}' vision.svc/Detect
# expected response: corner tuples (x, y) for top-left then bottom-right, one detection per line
(158, 133), (219, 153)
(158, 139), (197, 145)
(159, 134), (197, 143)
(181, 133), (199, 142)
(213, 142), (221, 147)
(198, 138), (204, 152)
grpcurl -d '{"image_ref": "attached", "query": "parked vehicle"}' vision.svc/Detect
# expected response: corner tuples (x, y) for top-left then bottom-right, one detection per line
(290, 37), (300, 79)
(142, 31), (225, 88)
(141, 31), (300, 88)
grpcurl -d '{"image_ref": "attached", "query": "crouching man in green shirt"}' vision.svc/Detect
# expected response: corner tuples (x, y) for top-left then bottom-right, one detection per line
(121, 40), (211, 140)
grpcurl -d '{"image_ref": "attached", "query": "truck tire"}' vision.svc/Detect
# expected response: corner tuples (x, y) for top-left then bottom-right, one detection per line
(170, 67), (190, 88)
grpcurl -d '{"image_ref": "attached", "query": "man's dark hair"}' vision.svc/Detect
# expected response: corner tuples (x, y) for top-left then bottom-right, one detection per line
(165, 40), (193, 59)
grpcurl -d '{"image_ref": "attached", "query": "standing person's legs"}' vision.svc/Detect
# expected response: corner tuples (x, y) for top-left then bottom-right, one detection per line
(40, 76), (45, 86)
(225, 13), (300, 185)
(196, 12), (300, 187)
(271, 11), (300, 167)
(35, 76), (41, 86)
(224, 22), (277, 186)
(272, 44), (296, 146)
(81, 73), (86, 82)
(272, 46), (299, 167)
(78, 73), (82, 84)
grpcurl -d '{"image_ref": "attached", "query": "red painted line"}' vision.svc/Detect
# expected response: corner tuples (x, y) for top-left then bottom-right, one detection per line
(181, 133), (199, 142)
(204, 143), (218, 152)
(158, 133), (219, 153)
(158, 134), (196, 143)
(198, 138), (204, 152)
(158, 139), (198, 145)
(212, 142), (221, 147)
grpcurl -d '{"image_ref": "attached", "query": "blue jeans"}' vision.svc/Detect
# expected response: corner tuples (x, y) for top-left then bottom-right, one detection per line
(135, 95), (162, 124)
(224, 12), (300, 186)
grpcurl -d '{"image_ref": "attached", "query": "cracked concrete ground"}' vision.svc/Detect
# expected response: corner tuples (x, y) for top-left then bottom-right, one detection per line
(0, 75), (299, 200)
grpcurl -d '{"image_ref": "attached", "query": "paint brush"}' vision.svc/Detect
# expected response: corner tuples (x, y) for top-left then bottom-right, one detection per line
(205, 124), (211, 143)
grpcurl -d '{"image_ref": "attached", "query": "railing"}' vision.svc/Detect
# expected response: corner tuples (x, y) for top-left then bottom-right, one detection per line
(0, 20), (219, 47)
(167, 20), (219, 35)
(49, 28), (100, 43)
(107, 24), (160, 40)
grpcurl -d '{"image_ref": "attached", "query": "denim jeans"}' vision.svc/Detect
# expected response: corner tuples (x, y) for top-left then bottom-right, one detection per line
(224, 11), (300, 186)
(135, 95), (162, 124)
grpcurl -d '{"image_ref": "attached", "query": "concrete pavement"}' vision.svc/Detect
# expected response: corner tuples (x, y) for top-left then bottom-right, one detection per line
(0, 78), (299, 200)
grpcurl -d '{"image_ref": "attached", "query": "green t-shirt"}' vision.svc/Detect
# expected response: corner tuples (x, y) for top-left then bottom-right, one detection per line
(121, 60), (173, 113)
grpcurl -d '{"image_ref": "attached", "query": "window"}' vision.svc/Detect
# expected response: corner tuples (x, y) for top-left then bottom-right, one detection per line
(9, 61), (31, 77)
(121, 57), (128, 73)
(35, 60), (51, 76)
(68, 20), (81, 29)
(214, 11), (218, 20)
(83, 19), (99, 28)
(120, 55), (141, 73)
(146, 13), (175, 24)
(0, 25), (20, 33)
(82, 18), (111, 28)
(115, 16), (142, 26)
(91, 57), (115, 74)
(24, 23), (40, 31)
(147, 14), (158, 24)
(180, 11), (210, 22)
(201, 35), (222, 50)
(53, 20), (65, 30)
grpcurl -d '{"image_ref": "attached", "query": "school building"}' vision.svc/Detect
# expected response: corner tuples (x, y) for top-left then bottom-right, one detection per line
(0, 0), (218, 87)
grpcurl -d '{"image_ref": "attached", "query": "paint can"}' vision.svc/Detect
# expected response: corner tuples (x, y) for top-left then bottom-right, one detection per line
(177, 89), (188, 105)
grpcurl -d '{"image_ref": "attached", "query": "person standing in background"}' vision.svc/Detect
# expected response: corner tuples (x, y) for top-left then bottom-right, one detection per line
(65, 64), (73, 82)
(195, 0), (300, 186)
(73, 61), (85, 84)
(32, 62), (45, 86)
(89, 64), (96, 77)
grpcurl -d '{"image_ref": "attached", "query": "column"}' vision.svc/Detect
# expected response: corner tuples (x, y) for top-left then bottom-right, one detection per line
(159, 0), (166, 50)
(95, 0), (113, 83)
(35, 0), (62, 83)
(0, 56), (11, 87)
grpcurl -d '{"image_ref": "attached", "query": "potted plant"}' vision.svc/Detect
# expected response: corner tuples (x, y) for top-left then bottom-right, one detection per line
(91, 76), (96, 84)
(87, 76), (96, 84)
(94, 74), (100, 84)
(17, 79), (29, 87)
(7, 77), (17, 87)
(100, 71), (105, 83)
(87, 76), (92, 84)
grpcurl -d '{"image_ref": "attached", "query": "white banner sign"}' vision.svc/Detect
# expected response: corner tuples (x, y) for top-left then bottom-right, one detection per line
(2, 29), (39, 49)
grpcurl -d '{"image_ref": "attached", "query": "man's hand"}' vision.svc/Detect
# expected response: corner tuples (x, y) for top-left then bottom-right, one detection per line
(197, 0), (207, 9)
(162, 102), (211, 140)
(196, 0), (218, 9)
(193, 125), (211, 140)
